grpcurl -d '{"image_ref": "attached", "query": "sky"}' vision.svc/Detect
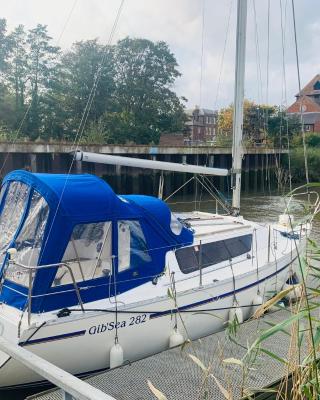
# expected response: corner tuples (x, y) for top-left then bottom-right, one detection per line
(1, 0), (319, 110)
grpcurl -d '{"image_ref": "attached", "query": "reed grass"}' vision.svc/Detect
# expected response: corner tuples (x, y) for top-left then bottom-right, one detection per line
(148, 185), (320, 399)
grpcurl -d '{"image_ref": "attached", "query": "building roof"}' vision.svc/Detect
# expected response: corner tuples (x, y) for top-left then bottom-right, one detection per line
(295, 74), (320, 97)
(186, 107), (217, 116)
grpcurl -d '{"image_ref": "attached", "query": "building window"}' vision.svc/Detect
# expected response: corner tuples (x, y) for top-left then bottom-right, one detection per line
(305, 124), (312, 132)
(313, 81), (320, 90)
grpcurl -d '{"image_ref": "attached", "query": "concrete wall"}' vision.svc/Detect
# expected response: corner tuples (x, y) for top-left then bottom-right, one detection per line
(0, 142), (286, 196)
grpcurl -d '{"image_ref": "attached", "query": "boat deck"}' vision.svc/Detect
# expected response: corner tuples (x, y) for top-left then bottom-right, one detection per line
(27, 307), (304, 400)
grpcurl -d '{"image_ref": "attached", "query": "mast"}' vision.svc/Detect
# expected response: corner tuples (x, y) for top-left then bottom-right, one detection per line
(231, 0), (247, 215)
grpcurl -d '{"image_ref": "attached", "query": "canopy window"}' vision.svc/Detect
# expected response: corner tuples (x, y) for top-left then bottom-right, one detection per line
(176, 234), (252, 274)
(0, 170), (193, 313)
(53, 221), (112, 286)
(0, 182), (29, 267)
(118, 220), (151, 272)
(6, 190), (49, 287)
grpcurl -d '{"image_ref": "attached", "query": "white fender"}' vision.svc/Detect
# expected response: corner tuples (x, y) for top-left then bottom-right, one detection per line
(169, 329), (184, 348)
(110, 343), (124, 369)
(229, 305), (243, 324)
(252, 294), (263, 315)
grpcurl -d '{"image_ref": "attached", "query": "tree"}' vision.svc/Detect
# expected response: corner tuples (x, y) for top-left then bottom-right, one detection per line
(217, 100), (297, 146)
(6, 25), (29, 127)
(267, 109), (300, 146)
(56, 39), (115, 140)
(110, 37), (186, 144)
(0, 18), (11, 75)
(1, 22), (187, 144)
(26, 24), (59, 138)
(0, 19), (17, 133)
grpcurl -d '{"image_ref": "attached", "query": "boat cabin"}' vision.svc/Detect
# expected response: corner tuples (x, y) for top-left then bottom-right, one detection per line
(0, 171), (193, 313)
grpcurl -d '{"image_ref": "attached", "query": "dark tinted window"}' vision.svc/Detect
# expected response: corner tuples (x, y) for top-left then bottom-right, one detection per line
(176, 234), (252, 274)
(175, 246), (199, 274)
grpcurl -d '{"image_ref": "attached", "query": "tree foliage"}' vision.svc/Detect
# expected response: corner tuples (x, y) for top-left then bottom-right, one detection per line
(217, 100), (301, 146)
(0, 20), (186, 144)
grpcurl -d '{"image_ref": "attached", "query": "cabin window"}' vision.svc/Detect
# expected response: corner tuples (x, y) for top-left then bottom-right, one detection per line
(6, 190), (49, 287)
(0, 182), (29, 266)
(176, 234), (252, 274)
(118, 220), (151, 272)
(53, 221), (112, 286)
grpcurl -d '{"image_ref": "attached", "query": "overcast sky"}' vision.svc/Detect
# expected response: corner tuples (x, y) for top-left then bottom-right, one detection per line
(1, 0), (319, 110)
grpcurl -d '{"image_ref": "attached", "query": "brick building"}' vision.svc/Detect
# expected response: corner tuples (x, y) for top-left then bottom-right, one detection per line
(185, 107), (217, 144)
(158, 133), (185, 146)
(287, 74), (320, 132)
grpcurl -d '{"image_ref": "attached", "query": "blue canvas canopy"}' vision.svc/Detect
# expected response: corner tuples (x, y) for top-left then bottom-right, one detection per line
(0, 170), (193, 312)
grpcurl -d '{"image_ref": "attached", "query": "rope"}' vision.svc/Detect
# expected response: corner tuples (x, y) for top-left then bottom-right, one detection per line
(280, 0), (292, 191)
(56, 0), (78, 44)
(265, 0), (270, 130)
(291, 0), (309, 184)
(164, 176), (195, 202)
(252, 0), (263, 106)
(213, 0), (233, 111)
(66, 303), (286, 315)
(199, 0), (205, 107)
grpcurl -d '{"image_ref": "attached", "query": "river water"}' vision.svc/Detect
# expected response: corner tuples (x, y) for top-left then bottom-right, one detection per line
(5, 188), (320, 400)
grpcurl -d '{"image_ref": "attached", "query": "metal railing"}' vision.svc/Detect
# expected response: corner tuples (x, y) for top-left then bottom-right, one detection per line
(284, 190), (320, 221)
(0, 333), (116, 400)
(5, 260), (85, 325)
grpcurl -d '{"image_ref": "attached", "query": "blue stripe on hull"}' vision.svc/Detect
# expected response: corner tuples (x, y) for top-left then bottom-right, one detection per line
(1, 257), (296, 390)
(19, 258), (296, 347)
(19, 329), (86, 347)
(150, 256), (296, 319)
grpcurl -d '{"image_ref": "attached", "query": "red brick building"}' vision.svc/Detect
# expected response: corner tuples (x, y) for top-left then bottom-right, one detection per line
(287, 74), (320, 132)
(158, 133), (185, 146)
(185, 107), (217, 144)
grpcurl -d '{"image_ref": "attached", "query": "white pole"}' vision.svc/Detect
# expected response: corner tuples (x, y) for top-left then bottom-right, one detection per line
(75, 151), (229, 177)
(0, 336), (115, 400)
(231, 0), (247, 214)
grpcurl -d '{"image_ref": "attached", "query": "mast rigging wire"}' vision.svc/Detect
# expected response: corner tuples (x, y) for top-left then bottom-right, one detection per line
(41, 0), (125, 258)
(199, 0), (205, 108)
(279, 0), (292, 191)
(213, 0), (233, 112)
(291, 0), (309, 184)
(0, 0), (79, 177)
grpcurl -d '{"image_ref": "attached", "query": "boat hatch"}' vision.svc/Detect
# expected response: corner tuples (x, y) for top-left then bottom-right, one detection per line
(0, 171), (193, 313)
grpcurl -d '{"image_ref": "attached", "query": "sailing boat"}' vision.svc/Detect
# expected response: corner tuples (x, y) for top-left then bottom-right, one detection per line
(0, 0), (313, 389)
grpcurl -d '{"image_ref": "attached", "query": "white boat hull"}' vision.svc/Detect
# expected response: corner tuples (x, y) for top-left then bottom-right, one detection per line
(0, 247), (299, 389)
